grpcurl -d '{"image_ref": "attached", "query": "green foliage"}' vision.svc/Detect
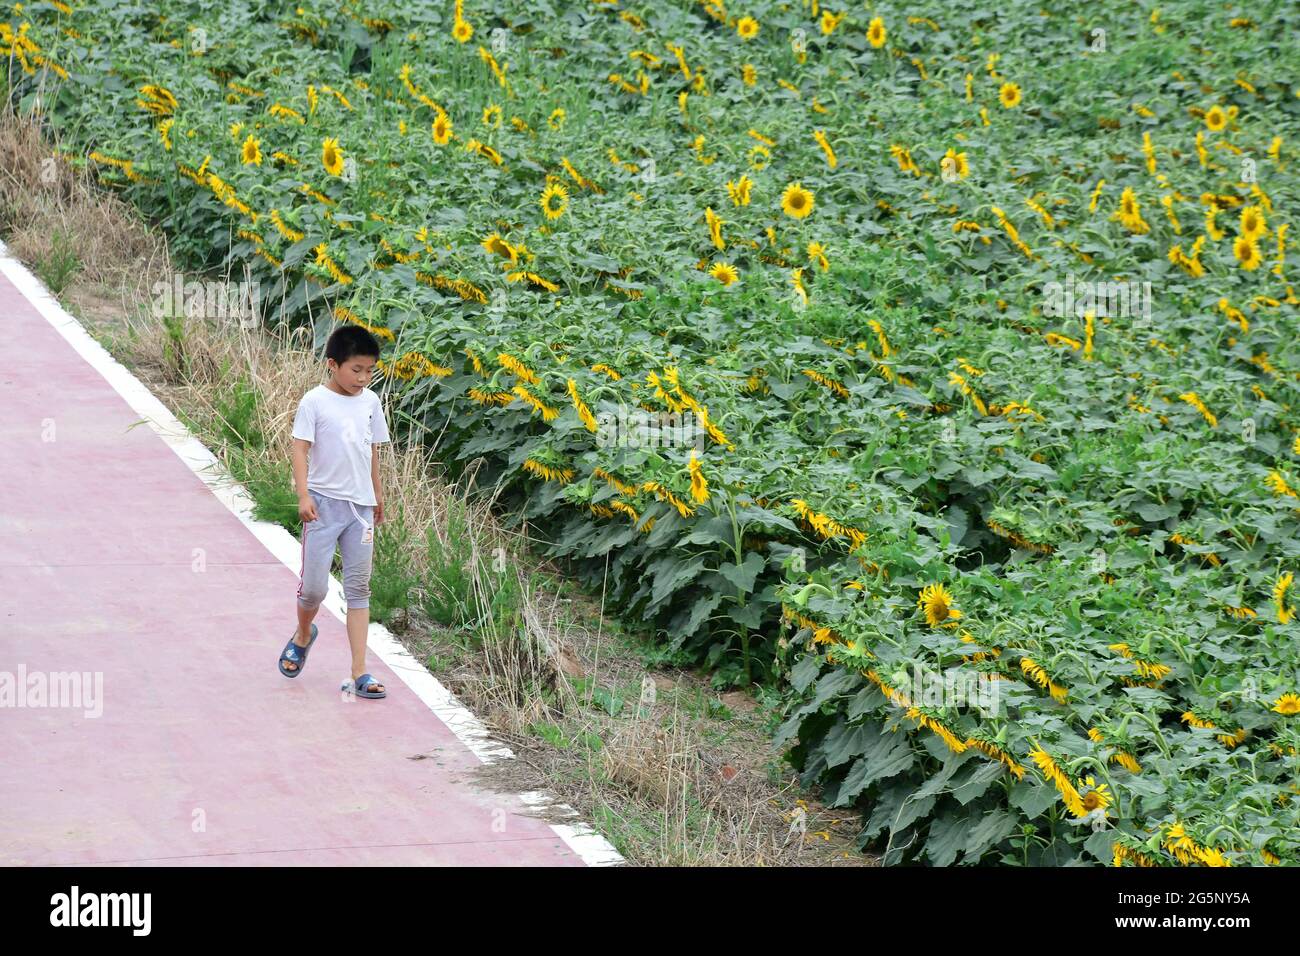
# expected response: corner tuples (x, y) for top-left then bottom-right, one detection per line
(212, 374), (264, 450)
(420, 500), (476, 628)
(35, 228), (80, 294)
(21, 0), (1300, 866)
(528, 721), (569, 749)
(370, 506), (421, 623)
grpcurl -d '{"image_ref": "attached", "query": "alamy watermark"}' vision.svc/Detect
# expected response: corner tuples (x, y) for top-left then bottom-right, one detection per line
(1, 666), (103, 718)
(595, 405), (707, 452)
(50, 886), (150, 935)
(891, 662), (1002, 717)
(152, 273), (261, 327)
(1041, 273), (1151, 321)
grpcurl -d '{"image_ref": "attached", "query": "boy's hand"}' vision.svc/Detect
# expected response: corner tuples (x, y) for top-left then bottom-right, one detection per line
(374, 497), (384, 526)
(298, 495), (319, 523)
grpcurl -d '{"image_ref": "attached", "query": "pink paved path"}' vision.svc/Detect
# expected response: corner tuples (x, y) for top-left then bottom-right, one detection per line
(0, 265), (586, 866)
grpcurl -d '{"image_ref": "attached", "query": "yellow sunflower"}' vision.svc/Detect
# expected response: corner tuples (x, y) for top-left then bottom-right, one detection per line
(240, 133), (262, 166)
(548, 108), (566, 131)
(1115, 186), (1150, 234)
(540, 182), (569, 220)
(688, 451), (710, 503)
(918, 583), (962, 626)
(1273, 693), (1300, 715)
(1079, 776), (1111, 815)
(1234, 235), (1263, 270)
(999, 82), (1022, 108)
(482, 104), (502, 128)
(1111, 752), (1143, 774)
(481, 232), (519, 265)
(790, 267), (808, 306)
(452, 18), (472, 43)
(866, 16), (887, 48)
(781, 182), (815, 219)
(736, 16), (759, 40)
(1121, 189), (1139, 219)
(1239, 205), (1267, 241)
(432, 111), (453, 145)
(941, 148), (969, 179)
(1204, 105), (1227, 132)
(741, 63), (756, 86)
(709, 261), (738, 285)
(726, 175), (753, 206)
(820, 10), (845, 34)
(807, 241), (829, 271)
(321, 137), (344, 177)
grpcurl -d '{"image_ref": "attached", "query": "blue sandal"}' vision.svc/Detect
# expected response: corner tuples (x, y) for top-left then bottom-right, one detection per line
(278, 624), (318, 678)
(342, 673), (386, 698)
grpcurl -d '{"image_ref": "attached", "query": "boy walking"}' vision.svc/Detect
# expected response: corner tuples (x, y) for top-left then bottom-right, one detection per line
(278, 325), (390, 699)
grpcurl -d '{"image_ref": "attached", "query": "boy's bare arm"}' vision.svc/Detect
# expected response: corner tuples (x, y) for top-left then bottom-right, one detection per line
(292, 438), (316, 520)
(291, 438), (311, 496)
(371, 443), (384, 524)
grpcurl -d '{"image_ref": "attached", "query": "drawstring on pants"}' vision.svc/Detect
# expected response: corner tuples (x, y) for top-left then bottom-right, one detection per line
(346, 499), (374, 543)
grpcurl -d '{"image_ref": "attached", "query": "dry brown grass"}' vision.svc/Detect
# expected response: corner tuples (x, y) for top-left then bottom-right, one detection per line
(0, 104), (874, 867)
(0, 103), (167, 295)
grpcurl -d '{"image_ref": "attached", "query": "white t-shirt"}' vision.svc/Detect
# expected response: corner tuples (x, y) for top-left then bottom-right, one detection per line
(291, 384), (390, 505)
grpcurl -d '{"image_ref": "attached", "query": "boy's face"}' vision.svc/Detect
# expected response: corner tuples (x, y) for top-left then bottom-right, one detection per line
(328, 355), (377, 394)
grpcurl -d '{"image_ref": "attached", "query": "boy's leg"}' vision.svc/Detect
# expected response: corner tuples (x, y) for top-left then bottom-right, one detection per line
(338, 503), (382, 692)
(287, 493), (341, 671)
(295, 602), (317, 646)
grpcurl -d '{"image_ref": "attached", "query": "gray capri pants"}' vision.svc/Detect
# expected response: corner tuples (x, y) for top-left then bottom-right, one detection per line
(295, 489), (375, 611)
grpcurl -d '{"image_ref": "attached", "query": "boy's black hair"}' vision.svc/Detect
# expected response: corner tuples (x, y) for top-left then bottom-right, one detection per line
(325, 324), (381, 366)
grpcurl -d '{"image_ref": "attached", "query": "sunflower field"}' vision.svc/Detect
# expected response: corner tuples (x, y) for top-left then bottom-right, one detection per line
(8, 0), (1300, 865)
